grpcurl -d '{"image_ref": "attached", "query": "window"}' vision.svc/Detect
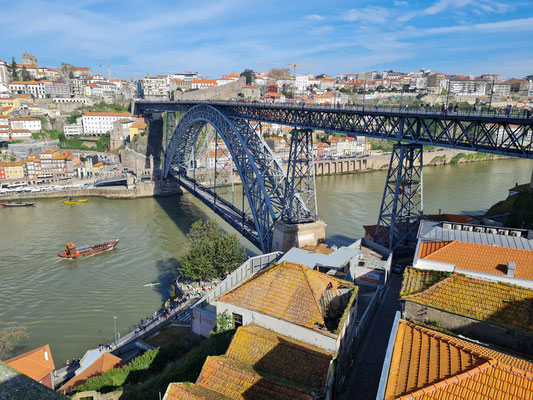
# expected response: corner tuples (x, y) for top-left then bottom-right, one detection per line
(233, 313), (243, 328)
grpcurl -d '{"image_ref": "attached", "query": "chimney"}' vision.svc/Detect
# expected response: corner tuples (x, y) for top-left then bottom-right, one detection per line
(507, 262), (516, 277)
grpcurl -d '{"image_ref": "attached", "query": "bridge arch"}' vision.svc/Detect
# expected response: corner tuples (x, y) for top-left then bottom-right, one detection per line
(164, 104), (293, 252)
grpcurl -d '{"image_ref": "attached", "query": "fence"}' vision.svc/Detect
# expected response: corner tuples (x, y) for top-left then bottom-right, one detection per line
(192, 252), (282, 310)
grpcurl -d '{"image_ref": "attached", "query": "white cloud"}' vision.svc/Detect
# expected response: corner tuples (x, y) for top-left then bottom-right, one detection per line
(397, 0), (512, 22)
(394, 1), (408, 6)
(341, 6), (391, 24)
(305, 14), (325, 21)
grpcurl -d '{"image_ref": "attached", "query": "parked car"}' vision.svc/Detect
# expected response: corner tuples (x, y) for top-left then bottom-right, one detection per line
(392, 264), (406, 274)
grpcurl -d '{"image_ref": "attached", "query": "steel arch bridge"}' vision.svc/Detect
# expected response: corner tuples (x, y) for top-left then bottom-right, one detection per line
(135, 100), (533, 252)
(163, 104), (314, 252)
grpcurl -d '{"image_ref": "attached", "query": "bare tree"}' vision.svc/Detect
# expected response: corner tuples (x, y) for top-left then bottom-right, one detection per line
(268, 68), (291, 80)
(0, 324), (28, 360)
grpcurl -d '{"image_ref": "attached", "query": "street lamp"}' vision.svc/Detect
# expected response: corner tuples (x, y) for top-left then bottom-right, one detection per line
(480, 76), (495, 111)
(113, 316), (117, 345)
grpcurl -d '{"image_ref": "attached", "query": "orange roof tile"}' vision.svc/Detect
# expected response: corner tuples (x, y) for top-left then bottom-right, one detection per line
(403, 272), (533, 333)
(217, 261), (354, 332)
(385, 320), (533, 400)
(6, 345), (55, 383)
(226, 324), (333, 390)
(226, 73), (240, 78)
(130, 122), (147, 129)
(60, 353), (124, 393)
(165, 383), (231, 399)
(418, 241), (533, 279)
(193, 79), (218, 84)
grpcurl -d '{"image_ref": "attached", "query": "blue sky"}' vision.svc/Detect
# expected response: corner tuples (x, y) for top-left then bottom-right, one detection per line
(0, 0), (531, 79)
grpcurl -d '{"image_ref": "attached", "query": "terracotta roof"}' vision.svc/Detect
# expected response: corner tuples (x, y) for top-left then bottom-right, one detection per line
(301, 243), (335, 255)
(130, 122), (147, 129)
(83, 112), (133, 117)
(192, 79), (218, 84)
(196, 355), (313, 399)
(403, 272), (533, 333)
(60, 353), (124, 393)
(217, 261), (354, 331)
(418, 240), (533, 279)
(10, 117), (39, 121)
(226, 73), (240, 78)
(165, 383), (231, 399)
(6, 344), (55, 383)
(400, 268), (452, 298)
(71, 67), (90, 71)
(242, 85), (258, 89)
(384, 320), (533, 400)
(226, 324), (333, 390)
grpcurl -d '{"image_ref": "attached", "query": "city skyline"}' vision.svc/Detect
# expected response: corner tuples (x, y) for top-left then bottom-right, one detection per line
(0, 0), (532, 79)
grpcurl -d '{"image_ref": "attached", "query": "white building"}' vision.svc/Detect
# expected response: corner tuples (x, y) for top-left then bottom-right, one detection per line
(0, 59), (11, 85)
(191, 79), (218, 89)
(295, 75), (309, 92)
(10, 117), (41, 132)
(449, 80), (487, 96)
(64, 123), (83, 137)
(141, 75), (169, 99)
(81, 112), (135, 135)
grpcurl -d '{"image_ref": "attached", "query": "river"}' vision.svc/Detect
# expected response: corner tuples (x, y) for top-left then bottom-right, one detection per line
(0, 159), (531, 364)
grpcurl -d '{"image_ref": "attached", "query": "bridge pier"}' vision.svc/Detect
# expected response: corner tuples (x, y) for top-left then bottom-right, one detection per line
(375, 143), (423, 250)
(271, 219), (327, 253)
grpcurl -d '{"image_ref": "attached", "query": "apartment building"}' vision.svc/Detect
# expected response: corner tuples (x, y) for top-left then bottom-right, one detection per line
(141, 75), (169, 99)
(82, 112), (135, 135)
(10, 117), (41, 132)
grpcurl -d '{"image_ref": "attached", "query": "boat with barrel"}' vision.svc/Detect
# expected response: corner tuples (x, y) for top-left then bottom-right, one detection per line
(62, 198), (88, 204)
(1, 202), (35, 207)
(58, 240), (119, 259)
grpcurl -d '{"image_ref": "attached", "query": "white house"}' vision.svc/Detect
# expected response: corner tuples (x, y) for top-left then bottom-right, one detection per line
(191, 79), (218, 89)
(82, 112), (134, 135)
(10, 117), (41, 132)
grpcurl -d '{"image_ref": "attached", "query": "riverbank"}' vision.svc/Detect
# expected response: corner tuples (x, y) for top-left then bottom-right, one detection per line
(0, 181), (181, 201)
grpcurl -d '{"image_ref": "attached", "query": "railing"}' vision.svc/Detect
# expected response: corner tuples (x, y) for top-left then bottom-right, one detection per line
(135, 100), (533, 120)
(192, 251), (282, 310)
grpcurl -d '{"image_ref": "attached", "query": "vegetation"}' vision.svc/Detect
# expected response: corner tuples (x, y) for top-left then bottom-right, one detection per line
(0, 324), (28, 360)
(67, 112), (82, 124)
(214, 310), (235, 332)
(179, 220), (247, 281)
(505, 191), (533, 230)
(269, 67), (291, 80)
(450, 152), (498, 164)
(60, 134), (110, 152)
(240, 69), (256, 85)
(32, 130), (65, 141)
(10, 57), (18, 81)
(74, 329), (235, 397)
(400, 267), (452, 297)
(369, 138), (394, 152)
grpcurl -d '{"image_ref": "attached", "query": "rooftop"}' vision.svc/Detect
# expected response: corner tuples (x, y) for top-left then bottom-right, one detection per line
(402, 269), (533, 333)
(418, 240), (533, 280)
(83, 112), (134, 117)
(217, 261), (356, 333)
(5, 344), (55, 384)
(0, 361), (66, 400)
(384, 320), (533, 400)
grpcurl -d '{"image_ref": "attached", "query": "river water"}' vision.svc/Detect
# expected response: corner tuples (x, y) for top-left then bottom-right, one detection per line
(1, 159), (532, 364)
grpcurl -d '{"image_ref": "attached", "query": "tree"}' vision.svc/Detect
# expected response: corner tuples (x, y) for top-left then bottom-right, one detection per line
(0, 324), (28, 360)
(10, 57), (18, 81)
(214, 311), (234, 333)
(240, 69), (256, 85)
(179, 220), (247, 281)
(269, 68), (291, 80)
(21, 66), (31, 81)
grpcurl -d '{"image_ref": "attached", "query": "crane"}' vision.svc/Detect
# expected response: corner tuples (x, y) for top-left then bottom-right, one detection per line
(288, 63), (313, 78)
(254, 61), (278, 74)
(99, 62), (133, 80)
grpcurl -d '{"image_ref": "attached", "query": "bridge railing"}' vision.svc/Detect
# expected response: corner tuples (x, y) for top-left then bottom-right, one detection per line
(191, 251), (282, 310)
(136, 99), (533, 120)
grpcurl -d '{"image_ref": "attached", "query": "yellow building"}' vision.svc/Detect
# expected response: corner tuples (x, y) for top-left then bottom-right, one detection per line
(0, 161), (26, 180)
(129, 122), (147, 141)
(0, 98), (21, 108)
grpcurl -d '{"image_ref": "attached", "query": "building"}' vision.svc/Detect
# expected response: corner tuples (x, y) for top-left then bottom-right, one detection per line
(59, 353), (124, 394)
(64, 123), (83, 137)
(377, 317), (533, 400)
(295, 75), (309, 92)
(44, 81), (70, 97)
(0, 161), (25, 180)
(82, 111), (135, 135)
(164, 324), (335, 400)
(5, 344), (55, 389)
(140, 75), (169, 99)
(70, 66), (92, 78)
(129, 121), (147, 141)
(21, 51), (38, 67)
(10, 117), (41, 132)
(111, 118), (135, 149)
(240, 84), (260, 99)
(191, 79), (218, 89)
(25, 148), (75, 180)
(0, 59), (12, 85)
(448, 79), (487, 96)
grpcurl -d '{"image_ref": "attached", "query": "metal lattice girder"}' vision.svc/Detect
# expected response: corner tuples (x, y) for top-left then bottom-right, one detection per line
(375, 143), (423, 250)
(135, 101), (533, 158)
(164, 104), (308, 252)
(284, 129), (318, 223)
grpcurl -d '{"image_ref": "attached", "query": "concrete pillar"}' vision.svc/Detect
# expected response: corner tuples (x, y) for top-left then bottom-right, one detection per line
(530, 168), (533, 190)
(271, 220), (327, 253)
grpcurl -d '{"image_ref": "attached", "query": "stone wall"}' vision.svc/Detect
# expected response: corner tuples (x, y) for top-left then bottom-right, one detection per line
(173, 77), (246, 101)
(404, 301), (533, 356)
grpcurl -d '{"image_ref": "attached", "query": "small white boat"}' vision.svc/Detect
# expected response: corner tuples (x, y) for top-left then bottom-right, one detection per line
(143, 282), (161, 287)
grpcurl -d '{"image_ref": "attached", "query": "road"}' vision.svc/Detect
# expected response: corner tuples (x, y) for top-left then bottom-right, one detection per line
(339, 273), (403, 400)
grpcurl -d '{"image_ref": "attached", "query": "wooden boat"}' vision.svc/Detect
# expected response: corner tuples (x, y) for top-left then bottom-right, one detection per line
(63, 199), (88, 204)
(1, 202), (35, 207)
(58, 240), (119, 259)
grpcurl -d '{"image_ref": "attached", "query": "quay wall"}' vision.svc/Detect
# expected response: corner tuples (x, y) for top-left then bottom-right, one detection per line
(0, 181), (181, 201)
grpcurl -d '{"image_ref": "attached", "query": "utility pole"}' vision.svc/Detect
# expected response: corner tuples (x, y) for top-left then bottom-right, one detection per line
(445, 78), (451, 111)
(113, 316), (117, 345)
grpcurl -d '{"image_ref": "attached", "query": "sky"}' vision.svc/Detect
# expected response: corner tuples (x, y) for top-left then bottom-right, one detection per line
(0, 0), (532, 80)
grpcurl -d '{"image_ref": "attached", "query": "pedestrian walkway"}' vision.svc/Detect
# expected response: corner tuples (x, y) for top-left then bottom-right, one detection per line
(339, 273), (403, 400)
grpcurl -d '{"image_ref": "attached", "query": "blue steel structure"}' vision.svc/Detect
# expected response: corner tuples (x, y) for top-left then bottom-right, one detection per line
(135, 100), (533, 252)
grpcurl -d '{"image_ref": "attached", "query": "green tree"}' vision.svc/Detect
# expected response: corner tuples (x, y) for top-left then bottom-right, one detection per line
(21, 66), (31, 81)
(240, 69), (256, 85)
(506, 192), (533, 230)
(0, 323), (28, 360)
(214, 311), (234, 332)
(10, 57), (18, 81)
(179, 220), (247, 281)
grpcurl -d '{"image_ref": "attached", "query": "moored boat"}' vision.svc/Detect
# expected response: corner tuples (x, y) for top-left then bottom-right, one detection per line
(58, 240), (119, 258)
(1, 202), (35, 207)
(62, 199), (88, 204)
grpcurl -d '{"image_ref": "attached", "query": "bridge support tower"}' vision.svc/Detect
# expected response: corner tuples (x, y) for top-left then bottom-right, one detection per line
(272, 128), (326, 252)
(375, 143), (423, 251)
